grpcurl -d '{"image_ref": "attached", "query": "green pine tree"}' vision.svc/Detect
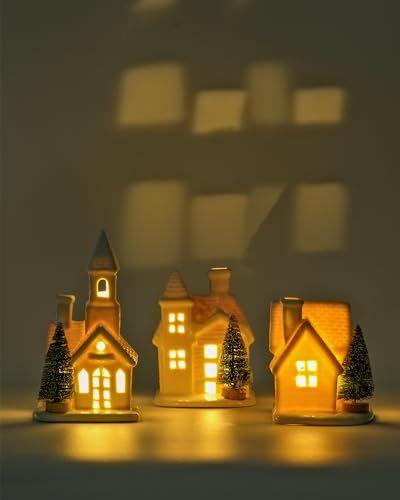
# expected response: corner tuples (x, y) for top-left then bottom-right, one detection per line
(38, 322), (74, 402)
(218, 315), (251, 389)
(338, 324), (374, 402)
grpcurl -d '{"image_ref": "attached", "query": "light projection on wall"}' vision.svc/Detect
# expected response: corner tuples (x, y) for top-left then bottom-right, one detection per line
(246, 62), (290, 125)
(153, 267), (256, 407)
(293, 182), (349, 253)
(293, 87), (346, 125)
(269, 297), (374, 425)
(116, 64), (185, 126)
(34, 231), (139, 422)
(192, 90), (246, 134)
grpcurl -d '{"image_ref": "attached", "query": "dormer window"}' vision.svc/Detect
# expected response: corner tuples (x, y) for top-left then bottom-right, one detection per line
(168, 312), (185, 334)
(97, 278), (109, 298)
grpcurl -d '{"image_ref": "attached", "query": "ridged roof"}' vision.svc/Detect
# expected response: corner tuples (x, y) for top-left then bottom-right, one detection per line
(162, 271), (189, 299)
(89, 230), (119, 272)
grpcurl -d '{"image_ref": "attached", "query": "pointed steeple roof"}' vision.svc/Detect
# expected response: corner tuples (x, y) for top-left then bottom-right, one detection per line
(162, 271), (189, 299)
(89, 230), (120, 272)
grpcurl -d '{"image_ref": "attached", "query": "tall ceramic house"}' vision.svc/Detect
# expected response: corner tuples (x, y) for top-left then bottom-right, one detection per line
(269, 297), (352, 422)
(42, 231), (139, 420)
(153, 267), (255, 407)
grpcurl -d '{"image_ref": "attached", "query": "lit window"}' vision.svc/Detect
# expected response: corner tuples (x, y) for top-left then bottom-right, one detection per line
(169, 325), (176, 333)
(102, 368), (110, 377)
(96, 340), (106, 352)
(93, 389), (100, 400)
(97, 278), (109, 298)
(78, 369), (89, 393)
(104, 401), (111, 409)
(204, 363), (217, 378)
(205, 381), (217, 394)
(93, 368), (101, 376)
(103, 390), (111, 400)
(116, 369), (126, 393)
(169, 313), (176, 322)
(177, 313), (184, 322)
(103, 378), (110, 388)
(168, 311), (185, 334)
(92, 377), (99, 388)
(93, 401), (100, 410)
(169, 349), (186, 369)
(204, 344), (218, 359)
(295, 360), (318, 387)
(177, 325), (185, 334)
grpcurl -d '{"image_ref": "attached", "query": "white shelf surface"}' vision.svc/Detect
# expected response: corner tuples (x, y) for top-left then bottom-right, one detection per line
(2, 393), (400, 499)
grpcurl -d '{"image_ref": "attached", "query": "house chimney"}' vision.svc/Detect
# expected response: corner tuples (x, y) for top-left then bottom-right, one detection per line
(281, 297), (304, 342)
(208, 267), (231, 295)
(56, 294), (75, 328)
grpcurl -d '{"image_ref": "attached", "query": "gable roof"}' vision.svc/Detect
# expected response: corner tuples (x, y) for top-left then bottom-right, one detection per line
(192, 308), (253, 345)
(270, 319), (343, 375)
(71, 324), (138, 366)
(89, 230), (119, 272)
(47, 320), (85, 352)
(161, 271), (190, 299)
(270, 300), (351, 361)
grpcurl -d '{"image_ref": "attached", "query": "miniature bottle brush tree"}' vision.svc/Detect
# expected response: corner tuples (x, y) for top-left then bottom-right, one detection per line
(269, 297), (374, 425)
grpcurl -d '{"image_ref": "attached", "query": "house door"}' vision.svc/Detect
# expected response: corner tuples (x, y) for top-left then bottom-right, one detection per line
(92, 367), (111, 409)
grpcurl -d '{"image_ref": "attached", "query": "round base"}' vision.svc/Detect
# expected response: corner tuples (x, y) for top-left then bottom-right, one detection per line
(153, 390), (256, 408)
(33, 408), (140, 423)
(273, 408), (374, 426)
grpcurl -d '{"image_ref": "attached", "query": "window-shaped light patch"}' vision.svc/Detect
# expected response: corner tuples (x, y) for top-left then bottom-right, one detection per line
(293, 183), (348, 253)
(169, 349), (186, 369)
(204, 363), (217, 378)
(204, 344), (218, 359)
(78, 369), (89, 393)
(116, 64), (185, 127)
(116, 369), (126, 393)
(293, 87), (346, 125)
(191, 194), (247, 259)
(97, 278), (109, 298)
(246, 62), (290, 125)
(204, 381), (217, 394)
(192, 90), (246, 134)
(121, 181), (186, 268)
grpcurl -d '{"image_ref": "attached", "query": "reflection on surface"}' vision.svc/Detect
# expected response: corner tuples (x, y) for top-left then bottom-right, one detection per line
(246, 62), (290, 125)
(293, 183), (348, 253)
(64, 425), (139, 462)
(121, 181), (186, 268)
(192, 90), (246, 134)
(191, 194), (248, 259)
(116, 64), (185, 126)
(293, 87), (346, 125)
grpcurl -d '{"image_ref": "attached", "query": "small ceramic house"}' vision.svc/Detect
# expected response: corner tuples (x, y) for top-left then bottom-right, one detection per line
(153, 267), (255, 407)
(35, 231), (139, 422)
(269, 297), (373, 424)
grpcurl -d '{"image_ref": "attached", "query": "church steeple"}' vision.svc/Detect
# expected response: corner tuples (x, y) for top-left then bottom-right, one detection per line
(85, 231), (121, 336)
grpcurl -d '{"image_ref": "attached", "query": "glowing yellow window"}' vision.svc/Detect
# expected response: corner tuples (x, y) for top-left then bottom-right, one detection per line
(295, 360), (318, 387)
(204, 344), (218, 359)
(78, 369), (89, 393)
(103, 390), (111, 400)
(169, 313), (176, 322)
(116, 369), (126, 393)
(97, 278), (109, 298)
(204, 381), (217, 394)
(168, 311), (185, 334)
(96, 340), (106, 352)
(93, 401), (100, 410)
(204, 363), (217, 378)
(92, 377), (100, 388)
(104, 401), (111, 409)
(169, 324), (176, 333)
(177, 313), (185, 322)
(177, 325), (185, 334)
(169, 349), (186, 369)
(93, 389), (100, 400)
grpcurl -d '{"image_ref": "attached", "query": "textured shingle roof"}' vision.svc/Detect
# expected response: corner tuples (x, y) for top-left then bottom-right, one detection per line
(162, 271), (190, 299)
(89, 230), (119, 272)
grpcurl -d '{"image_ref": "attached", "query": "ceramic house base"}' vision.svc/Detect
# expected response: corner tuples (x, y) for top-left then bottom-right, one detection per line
(33, 402), (140, 423)
(272, 408), (374, 426)
(154, 389), (256, 408)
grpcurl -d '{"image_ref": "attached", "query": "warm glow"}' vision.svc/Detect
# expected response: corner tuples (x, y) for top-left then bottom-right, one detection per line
(296, 360), (318, 388)
(177, 313), (184, 322)
(169, 349), (186, 370)
(169, 360), (177, 369)
(92, 377), (99, 388)
(104, 401), (111, 409)
(296, 375), (307, 387)
(169, 350), (177, 359)
(204, 363), (217, 378)
(296, 360), (306, 372)
(92, 401), (100, 410)
(293, 87), (346, 125)
(205, 381), (217, 394)
(177, 325), (185, 334)
(309, 375), (318, 387)
(177, 350), (186, 359)
(96, 340), (106, 352)
(307, 360), (317, 371)
(116, 369), (126, 393)
(169, 313), (176, 322)
(78, 369), (89, 393)
(178, 360), (186, 369)
(93, 389), (100, 400)
(204, 344), (218, 359)
(169, 325), (176, 333)
(97, 278), (109, 298)
(102, 368), (110, 377)
(103, 390), (111, 400)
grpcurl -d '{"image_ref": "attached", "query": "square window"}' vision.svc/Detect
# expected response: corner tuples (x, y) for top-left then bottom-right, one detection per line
(103, 378), (111, 388)
(177, 325), (185, 334)
(169, 350), (177, 359)
(177, 350), (186, 359)
(204, 381), (217, 394)
(169, 313), (176, 323)
(177, 313), (184, 322)
(104, 401), (111, 409)
(307, 360), (317, 372)
(308, 375), (318, 387)
(169, 325), (176, 333)
(296, 375), (307, 387)
(296, 360), (305, 372)
(93, 401), (100, 410)
(92, 377), (100, 388)
(169, 360), (177, 369)
(204, 363), (217, 378)
(103, 390), (111, 400)
(93, 389), (100, 400)
(178, 360), (186, 369)
(204, 344), (218, 359)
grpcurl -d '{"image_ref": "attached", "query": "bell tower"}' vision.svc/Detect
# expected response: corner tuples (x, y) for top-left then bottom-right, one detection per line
(85, 230), (121, 336)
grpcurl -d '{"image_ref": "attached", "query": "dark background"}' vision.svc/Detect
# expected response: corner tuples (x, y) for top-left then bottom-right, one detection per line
(2, 0), (400, 399)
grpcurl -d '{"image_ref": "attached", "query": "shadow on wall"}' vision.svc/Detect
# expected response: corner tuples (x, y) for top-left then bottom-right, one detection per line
(2, 0), (399, 395)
